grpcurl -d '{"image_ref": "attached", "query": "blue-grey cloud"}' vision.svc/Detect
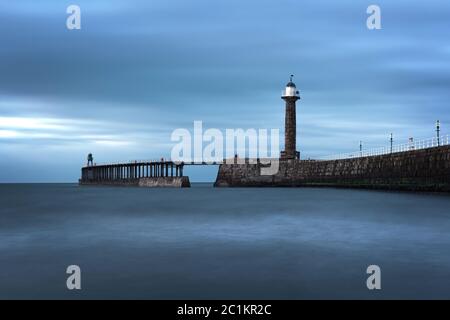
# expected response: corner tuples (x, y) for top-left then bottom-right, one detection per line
(0, 0), (449, 181)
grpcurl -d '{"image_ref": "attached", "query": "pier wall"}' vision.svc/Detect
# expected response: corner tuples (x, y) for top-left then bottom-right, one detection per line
(79, 176), (190, 188)
(214, 145), (450, 192)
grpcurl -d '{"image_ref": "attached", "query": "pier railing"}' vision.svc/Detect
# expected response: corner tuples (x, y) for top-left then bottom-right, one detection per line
(90, 159), (170, 167)
(319, 134), (449, 160)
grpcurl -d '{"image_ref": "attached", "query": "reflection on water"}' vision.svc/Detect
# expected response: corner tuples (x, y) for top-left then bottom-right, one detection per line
(0, 183), (450, 299)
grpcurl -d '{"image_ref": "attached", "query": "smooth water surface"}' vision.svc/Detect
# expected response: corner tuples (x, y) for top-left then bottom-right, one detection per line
(1, 183), (449, 299)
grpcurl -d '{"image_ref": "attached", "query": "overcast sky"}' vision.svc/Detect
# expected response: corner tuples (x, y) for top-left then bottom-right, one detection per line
(1, 0), (449, 182)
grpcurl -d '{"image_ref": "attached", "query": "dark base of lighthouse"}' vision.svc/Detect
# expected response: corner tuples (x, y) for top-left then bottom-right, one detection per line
(280, 150), (300, 160)
(79, 176), (191, 188)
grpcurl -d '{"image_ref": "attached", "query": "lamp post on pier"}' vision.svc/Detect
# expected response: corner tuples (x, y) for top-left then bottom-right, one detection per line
(436, 120), (441, 146)
(390, 133), (393, 154)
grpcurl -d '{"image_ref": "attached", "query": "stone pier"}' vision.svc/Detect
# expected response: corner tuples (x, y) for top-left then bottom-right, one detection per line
(214, 145), (450, 192)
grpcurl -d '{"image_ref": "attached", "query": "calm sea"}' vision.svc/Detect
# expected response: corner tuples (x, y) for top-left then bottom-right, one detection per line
(0, 183), (449, 299)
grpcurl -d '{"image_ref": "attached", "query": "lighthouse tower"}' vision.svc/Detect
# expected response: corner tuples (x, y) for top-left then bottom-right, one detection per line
(281, 75), (300, 160)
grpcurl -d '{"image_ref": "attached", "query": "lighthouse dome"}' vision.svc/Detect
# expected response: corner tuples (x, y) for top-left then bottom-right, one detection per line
(286, 81), (296, 88)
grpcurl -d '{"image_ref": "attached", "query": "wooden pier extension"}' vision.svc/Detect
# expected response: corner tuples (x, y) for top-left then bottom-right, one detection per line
(79, 161), (190, 187)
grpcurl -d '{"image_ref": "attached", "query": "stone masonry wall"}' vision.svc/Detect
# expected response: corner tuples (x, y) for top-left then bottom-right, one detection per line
(79, 176), (190, 188)
(214, 145), (450, 192)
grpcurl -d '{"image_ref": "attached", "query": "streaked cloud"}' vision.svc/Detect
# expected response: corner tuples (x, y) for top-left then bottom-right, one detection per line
(0, 0), (449, 181)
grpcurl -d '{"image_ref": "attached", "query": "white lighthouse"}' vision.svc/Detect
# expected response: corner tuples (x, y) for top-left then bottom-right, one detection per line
(281, 75), (300, 160)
